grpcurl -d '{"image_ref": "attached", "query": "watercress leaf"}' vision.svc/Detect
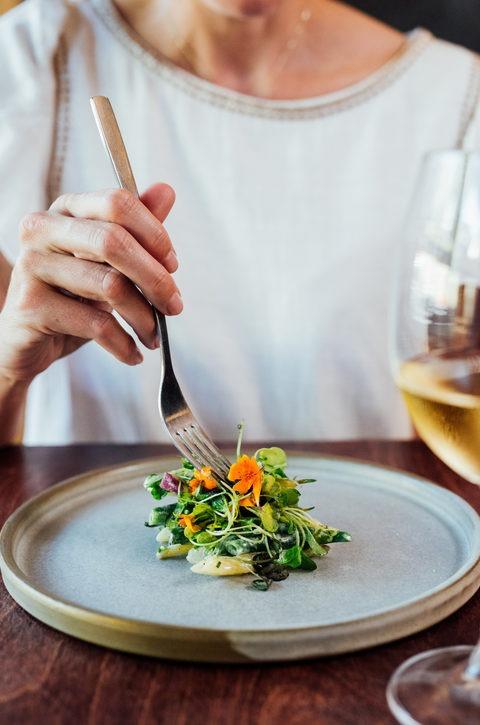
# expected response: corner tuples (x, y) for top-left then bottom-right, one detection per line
(260, 503), (278, 532)
(171, 467), (195, 481)
(332, 531), (352, 542)
(300, 552), (317, 571)
(255, 447), (287, 469)
(170, 525), (188, 544)
(305, 527), (329, 556)
(286, 520), (296, 535)
(279, 479), (297, 489)
(224, 536), (255, 556)
(143, 474), (169, 500)
(191, 503), (214, 519)
(143, 473), (162, 488)
(211, 496), (228, 512)
(278, 489), (300, 507)
(262, 474), (280, 496)
(147, 503), (177, 527)
(313, 525), (350, 545)
(276, 531), (297, 549)
(277, 545), (302, 569)
(251, 579), (271, 591)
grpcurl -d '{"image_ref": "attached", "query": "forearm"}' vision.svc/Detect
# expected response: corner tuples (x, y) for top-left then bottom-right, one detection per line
(0, 375), (28, 444)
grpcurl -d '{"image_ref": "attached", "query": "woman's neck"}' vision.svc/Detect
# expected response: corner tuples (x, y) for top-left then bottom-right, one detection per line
(113, 0), (406, 100)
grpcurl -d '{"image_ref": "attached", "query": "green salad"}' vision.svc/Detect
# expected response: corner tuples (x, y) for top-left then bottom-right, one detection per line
(143, 428), (350, 590)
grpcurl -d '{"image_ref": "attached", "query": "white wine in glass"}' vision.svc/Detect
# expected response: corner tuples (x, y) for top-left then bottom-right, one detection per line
(389, 150), (480, 724)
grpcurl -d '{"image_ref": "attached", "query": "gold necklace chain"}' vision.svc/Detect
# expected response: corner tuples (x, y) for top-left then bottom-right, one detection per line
(170, 5), (312, 91)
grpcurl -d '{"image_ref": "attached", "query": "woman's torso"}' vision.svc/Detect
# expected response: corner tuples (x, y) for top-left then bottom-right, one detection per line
(2, 0), (480, 444)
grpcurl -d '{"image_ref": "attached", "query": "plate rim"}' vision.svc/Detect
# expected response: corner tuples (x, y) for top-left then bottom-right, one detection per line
(1, 451), (480, 639)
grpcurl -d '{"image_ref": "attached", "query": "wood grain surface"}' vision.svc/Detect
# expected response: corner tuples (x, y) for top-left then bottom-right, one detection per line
(1, 440), (479, 725)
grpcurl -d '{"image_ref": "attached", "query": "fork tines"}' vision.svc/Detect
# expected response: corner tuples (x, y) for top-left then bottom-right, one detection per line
(174, 423), (231, 480)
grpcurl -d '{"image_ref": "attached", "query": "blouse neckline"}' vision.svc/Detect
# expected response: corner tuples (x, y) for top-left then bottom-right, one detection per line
(89, 0), (433, 120)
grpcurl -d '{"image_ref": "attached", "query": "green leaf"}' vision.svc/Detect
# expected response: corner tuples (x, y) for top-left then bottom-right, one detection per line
(181, 458), (195, 470)
(143, 473), (162, 489)
(147, 503), (176, 527)
(260, 503), (278, 532)
(250, 579), (271, 591)
(277, 545), (302, 569)
(305, 528), (329, 556)
(143, 474), (169, 500)
(278, 489), (300, 507)
(296, 478), (316, 484)
(191, 503), (213, 519)
(223, 536), (255, 556)
(171, 467), (195, 481)
(313, 525), (351, 545)
(255, 447), (287, 471)
(300, 552), (317, 571)
(332, 531), (351, 542)
(211, 496), (228, 513)
(194, 531), (218, 545)
(170, 525), (188, 544)
(262, 474), (280, 496)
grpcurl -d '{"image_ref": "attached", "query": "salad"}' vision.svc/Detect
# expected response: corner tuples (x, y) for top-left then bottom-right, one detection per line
(143, 428), (350, 590)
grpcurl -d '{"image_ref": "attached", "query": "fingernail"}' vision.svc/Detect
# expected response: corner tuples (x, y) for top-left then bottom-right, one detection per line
(133, 347), (144, 364)
(166, 291), (183, 315)
(164, 250), (178, 273)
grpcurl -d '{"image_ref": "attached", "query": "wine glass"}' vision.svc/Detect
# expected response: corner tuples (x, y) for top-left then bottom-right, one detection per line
(389, 149), (480, 724)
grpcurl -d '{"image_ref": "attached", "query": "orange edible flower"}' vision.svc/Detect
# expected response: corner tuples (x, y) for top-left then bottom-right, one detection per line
(239, 495), (256, 507)
(228, 455), (263, 507)
(189, 466), (218, 494)
(178, 513), (201, 533)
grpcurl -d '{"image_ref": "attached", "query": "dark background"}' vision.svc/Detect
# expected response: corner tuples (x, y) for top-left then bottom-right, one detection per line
(350, 0), (480, 52)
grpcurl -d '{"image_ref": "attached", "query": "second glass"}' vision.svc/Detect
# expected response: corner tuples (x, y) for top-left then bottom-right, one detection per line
(389, 149), (480, 723)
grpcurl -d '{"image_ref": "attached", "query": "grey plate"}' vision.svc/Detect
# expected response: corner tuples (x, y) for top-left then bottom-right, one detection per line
(1, 454), (480, 662)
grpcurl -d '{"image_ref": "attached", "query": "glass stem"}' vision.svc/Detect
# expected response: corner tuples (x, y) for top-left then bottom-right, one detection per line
(464, 641), (480, 680)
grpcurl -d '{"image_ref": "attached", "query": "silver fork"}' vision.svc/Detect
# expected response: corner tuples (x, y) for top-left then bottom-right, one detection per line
(90, 95), (231, 480)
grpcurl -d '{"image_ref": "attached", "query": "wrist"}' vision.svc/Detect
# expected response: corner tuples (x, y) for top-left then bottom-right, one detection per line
(0, 372), (30, 446)
(0, 369), (32, 393)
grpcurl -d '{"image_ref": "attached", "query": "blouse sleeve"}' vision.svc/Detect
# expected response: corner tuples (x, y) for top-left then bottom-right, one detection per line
(0, 0), (68, 264)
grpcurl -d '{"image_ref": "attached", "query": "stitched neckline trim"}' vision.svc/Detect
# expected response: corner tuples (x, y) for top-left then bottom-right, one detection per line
(89, 0), (432, 120)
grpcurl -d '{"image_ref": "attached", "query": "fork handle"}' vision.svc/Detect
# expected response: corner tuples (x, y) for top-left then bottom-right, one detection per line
(90, 95), (175, 379)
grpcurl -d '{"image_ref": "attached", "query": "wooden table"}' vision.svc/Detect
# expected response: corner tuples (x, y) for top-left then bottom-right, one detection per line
(0, 440), (479, 725)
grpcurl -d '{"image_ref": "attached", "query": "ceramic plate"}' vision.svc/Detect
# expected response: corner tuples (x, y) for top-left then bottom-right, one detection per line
(1, 454), (480, 662)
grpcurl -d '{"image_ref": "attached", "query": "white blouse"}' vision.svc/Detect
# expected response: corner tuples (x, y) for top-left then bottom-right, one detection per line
(1, 0), (479, 444)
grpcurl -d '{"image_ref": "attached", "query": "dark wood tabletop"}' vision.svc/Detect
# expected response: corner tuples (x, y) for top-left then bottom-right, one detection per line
(1, 440), (479, 725)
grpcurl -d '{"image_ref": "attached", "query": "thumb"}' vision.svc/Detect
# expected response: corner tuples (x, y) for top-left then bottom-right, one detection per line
(140, 182), (176, 223)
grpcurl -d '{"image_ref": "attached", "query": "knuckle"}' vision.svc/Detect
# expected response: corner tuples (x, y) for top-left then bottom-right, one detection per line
(152, 225), (171, 254)
(105, 188), (137, 220)
(15, 248), (39, 276)
(90, 310), (116, 340)
(102, 267), (128, 303)
(18, 212), (48, 242)
(150, 268), (175, 300)
(49, 192), (75, 213)
(94, 223), (128, 260)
